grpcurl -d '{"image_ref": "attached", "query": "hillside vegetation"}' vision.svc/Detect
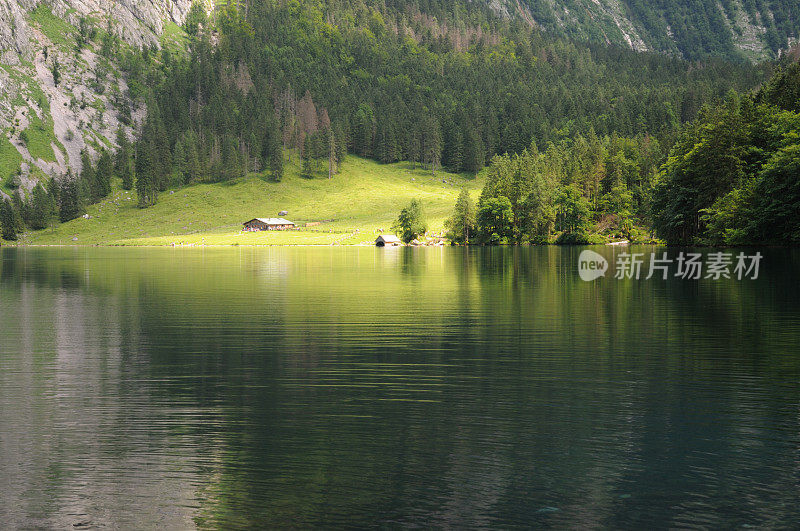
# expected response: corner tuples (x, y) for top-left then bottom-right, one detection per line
(21, 156), (481, 246)
(2, 0), (796, 246)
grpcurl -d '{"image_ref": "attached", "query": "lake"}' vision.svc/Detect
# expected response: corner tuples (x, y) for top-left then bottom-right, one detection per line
(2, 246), (800, 528)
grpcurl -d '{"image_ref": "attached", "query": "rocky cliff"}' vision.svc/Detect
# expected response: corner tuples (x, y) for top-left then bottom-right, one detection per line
(493, 0), (799, 62)
(0, 0), (191, 196)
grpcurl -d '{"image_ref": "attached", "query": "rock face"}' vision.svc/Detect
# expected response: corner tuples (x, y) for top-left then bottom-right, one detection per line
(0, 1), (191, 196)
(490, 0), (796, 62)
(1, 1), (191, 59)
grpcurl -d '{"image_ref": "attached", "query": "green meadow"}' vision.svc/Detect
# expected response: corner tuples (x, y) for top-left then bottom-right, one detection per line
(22, 156), (482, 246)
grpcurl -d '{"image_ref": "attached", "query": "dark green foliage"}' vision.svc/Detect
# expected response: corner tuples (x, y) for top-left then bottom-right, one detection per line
(756, 62), (800, 113)
(653, 64), (800, 245)
(78, 150), (94, 203)
(184, 1), (207, 36)
(421, 115), (442, 176)
(268, 128), (284, 182)
(463, 128), (484, 174)
(93, 149), (113, 201)
(300, 130), (327, 179)
(135, 129), (159, 208)
(26, 182), (57, 230)
(115, 128), (134, 190)
(476, 196), (514, 244)
(1, 198), (18, 240)
(376, 121), (400, 164)
(472, 131), (656, 244)
(519, 180), (557, 244)
(57, 173), (84, 222)
(352, 104), (375, 158)
(556, 185), (591, 235)
(393, 199), (426, 243)
(748, 143), (800, 243)
(117, 0), (762, 199)
(445, 188), (475, 243)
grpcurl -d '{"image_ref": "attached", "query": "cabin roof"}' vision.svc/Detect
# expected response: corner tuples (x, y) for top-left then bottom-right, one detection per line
(377, 234), (401, 243)
(245, 218), (294, 225)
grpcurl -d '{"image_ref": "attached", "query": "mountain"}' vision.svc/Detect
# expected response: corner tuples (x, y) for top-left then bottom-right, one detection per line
(493, 0), (800, 62)
(0, 0), (189, 194)
(0, 0), (772, 203)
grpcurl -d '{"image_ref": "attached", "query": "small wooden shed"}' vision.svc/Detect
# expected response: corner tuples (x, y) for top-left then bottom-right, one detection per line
(243, 218), (295, 231)
(375, 234), (402, 246)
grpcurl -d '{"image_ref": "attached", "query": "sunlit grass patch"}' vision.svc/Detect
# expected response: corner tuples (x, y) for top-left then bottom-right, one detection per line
(24, 155), (483, 246)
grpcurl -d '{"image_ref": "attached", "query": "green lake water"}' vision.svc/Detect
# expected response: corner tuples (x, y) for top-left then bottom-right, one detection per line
(2, 246), (800, 528)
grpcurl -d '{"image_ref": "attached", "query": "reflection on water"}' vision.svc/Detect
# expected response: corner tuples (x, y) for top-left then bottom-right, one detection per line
(2, 246), (800, 528)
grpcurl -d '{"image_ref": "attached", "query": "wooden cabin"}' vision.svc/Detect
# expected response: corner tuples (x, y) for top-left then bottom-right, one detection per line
(375, 234), (402, 246)
(243, 218), (295, 231)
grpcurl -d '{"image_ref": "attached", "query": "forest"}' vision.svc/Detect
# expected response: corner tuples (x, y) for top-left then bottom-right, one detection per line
(1, 0), (797, 245)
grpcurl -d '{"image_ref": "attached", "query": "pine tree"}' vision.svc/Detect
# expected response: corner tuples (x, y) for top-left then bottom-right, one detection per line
(173, 137), (187, 181)
(446, 188), (475, 243)
(136, 135), (158, 208)
(58, 172), (84, 222)
(29, 182), (56, 230)
(463, 128), (485, 173)
(79, 150), (94, 204)
(248, 132), (259, 172)
(268, 124), (284, 182)
(301, 134), (315, 179)
(1, 198), (18, 241)
(422, 116), (442, 176)
(352, 104), (374, 157)
(448, 129), (463, 173)
(115, 128), (134, 190)
(408, 130), (421, 170)
(185, 131), (201, 183)
(333, 123), (347, 166)
(94, 149), (113, 200)
(327, 127), (336, 179)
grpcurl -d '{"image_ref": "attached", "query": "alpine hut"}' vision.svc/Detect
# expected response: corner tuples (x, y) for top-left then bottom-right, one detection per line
(243, 218), (295, 231)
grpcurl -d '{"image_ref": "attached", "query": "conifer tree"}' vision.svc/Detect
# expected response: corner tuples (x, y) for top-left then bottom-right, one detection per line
(28, 182), (56, 230)
(422, 116), (442, 176)
(268, 123), (284, 182)
(333, 123), (347, 166)
(78, 150), (94, 204)
(1, 198), (18, 241)
(115, 128), (134, 190)
(173, 137), (187, 181)
(327, 127), (336, 179)
(446, 188), (475, 243)
(58, 172), (84, 222)
(94, 149), (113, 200)
(136, 135), (158, 208)
(301, 134), (315, 179)
(463, 128), (485, 173)
(448, 129), (463, 173)
(185, 131), (201, 184)
(447, 188), (475, 243)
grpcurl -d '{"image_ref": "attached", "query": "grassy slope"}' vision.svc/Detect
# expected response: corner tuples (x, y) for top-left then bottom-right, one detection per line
(23, 156), (482, 246)
(0, 136), (23, 192)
